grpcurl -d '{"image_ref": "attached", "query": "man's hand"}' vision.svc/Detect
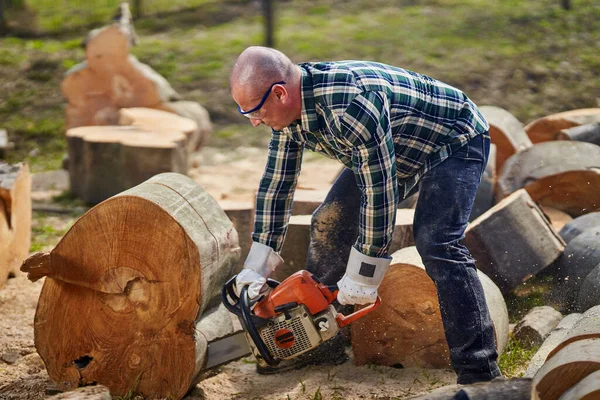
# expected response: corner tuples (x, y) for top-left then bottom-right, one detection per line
(336, 247), (391, 305)
(234, 242), (283, 300)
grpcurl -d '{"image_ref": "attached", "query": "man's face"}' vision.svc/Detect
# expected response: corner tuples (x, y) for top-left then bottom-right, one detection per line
(233, 83), (292, 131)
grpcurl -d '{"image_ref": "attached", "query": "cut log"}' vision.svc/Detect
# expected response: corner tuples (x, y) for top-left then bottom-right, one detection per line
(351, 246), (509, 368)
(559, 212), (600, 244)
(480, 105), (532, 173)
(470, 143), (497, 221)
(464, 189), (565, 294)
(62, 24), (180, 130)
(551, 230), (600, 311)
(67, 126), (187, 204)
(531, 338), (600, 400)
(558, 123), (600, 145)
(0, 162), (32, 287)
(540, 206), (573, 232)
(409, 378), (532, 400)
(546, 305), (600, 361)
(577, 264), (600, 313)
(158, 101), (212, 151)
(47, 385), (111, 400)
(20, 173), (240, 399)
(524, 108), (600, 144)
(513, 306), (563, 348)
(291, 185), (329, 216)
(218, 200), (253, 275)
(558, 369), (600, 400)
(496, 141), (600, 217)
(524, 313), (582, 378)
(118, 107), (200, 153)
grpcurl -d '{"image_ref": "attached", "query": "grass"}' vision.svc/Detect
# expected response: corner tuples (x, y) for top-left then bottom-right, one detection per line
(29, 212), (76, 252)
(498, 336), (539, 378)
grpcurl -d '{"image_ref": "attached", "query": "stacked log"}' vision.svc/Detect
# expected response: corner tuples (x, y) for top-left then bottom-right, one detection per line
(512, 306), (563, 348)
(20, 173), (240, 399)
(67, 126), (188, 204)
(558, 370), (600, 400)
(351, 246), (509, 368)
(524, 108), (600, 144)
(463, 189), (565, 294)
(0, 162), (31, 287)
(558, 212), (600, 244)
(496, 141), (600, 217)
(559, 123), (600, 145)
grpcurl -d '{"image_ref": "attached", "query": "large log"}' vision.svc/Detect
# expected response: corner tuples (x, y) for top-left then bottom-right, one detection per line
(496, 141), (600, 217)
(469, 143), (497, 222)
(513, 306), (563, 348)
(464, 189), (565, 294)
(557, 369), (600, 400)
(351, 246), (509, 368)
(558, 212), (600, 244)
(218, 200), (253, 275)
(531, 338), (600, 400)
(524, 313), (582, 378)
(20, 173), (240, 399)
(546, 305), (600, 361)
(67, 126), (187, 204)
(524, 108), (600, 144)
(558, 123), (600, 145)
(0, 162), (31, 287)
(577, 264), (600, 313)
(480, 105), (532, 173)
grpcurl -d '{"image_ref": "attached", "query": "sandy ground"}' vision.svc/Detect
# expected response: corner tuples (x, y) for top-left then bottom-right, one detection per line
(0, 146), (458, 399)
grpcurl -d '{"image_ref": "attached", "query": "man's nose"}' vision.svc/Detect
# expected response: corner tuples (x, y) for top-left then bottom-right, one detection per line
(250, 118), (262, 127)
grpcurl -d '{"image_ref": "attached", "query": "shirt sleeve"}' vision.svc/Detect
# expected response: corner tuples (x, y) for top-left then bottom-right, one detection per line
(252, 131), (304, 252)
(340, 91), (399, 258)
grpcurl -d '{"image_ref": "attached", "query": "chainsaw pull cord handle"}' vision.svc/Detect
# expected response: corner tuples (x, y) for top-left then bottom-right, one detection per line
(240, 285), (279, 366)
(335, 296), (382, 328)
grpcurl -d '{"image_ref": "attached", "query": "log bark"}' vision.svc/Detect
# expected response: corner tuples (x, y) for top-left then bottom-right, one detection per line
(0, 162), (31, 287)
(20, 173), (240, 399)
(577, 264), (600, 313)
(118, 107), (199, 153)
(351, 246), (509, 368)
(558, 123), (600, 145)
(524, 108), (600, 144)
(531, 338), (600, 400)
(558, 369), (600, 400)
(524, 313), (582, 378)
(546, 305), (600, 360)
(409, 378), (532, 400)
(158, 101), (212, 151)
(218, 200), (253, 275)
(559, 212), (600, 244)
(67, 126), (188, 204)
(513, 306), (563, 348)
(470, 143), (497, 221)
(480, 105), (532, 173)
(62, 24), (180, 130)
(496, 141), (600, 217)
(464, 189), (565, 294)
(540, 206), (573, 232)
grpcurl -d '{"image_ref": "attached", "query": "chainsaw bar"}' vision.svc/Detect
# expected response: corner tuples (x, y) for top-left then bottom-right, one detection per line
(205, 330), (252, 369)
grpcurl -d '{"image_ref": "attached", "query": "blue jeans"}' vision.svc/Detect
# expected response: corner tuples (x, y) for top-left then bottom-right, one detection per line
(306, 134), (500, 384)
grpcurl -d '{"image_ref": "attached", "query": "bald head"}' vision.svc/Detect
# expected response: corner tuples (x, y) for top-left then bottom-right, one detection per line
(230, 46), (297, 99)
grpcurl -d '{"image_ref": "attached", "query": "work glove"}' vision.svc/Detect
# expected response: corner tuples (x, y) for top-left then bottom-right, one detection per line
(337, 247), (391, 305)
(235, 242), (283, 300)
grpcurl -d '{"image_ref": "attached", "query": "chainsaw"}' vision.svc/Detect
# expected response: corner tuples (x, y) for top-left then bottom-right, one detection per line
(205, 270), (380, 369)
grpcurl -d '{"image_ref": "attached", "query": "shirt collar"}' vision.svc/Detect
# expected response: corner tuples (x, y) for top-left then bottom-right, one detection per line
(299, 64), (320, 133)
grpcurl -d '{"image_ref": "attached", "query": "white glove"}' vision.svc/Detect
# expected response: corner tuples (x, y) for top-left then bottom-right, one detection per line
(337, 247), (391, 305)
(235, 242), (283, 300)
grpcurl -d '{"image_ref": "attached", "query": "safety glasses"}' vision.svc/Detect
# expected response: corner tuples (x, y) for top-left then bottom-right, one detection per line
(238, 81), (286, 119)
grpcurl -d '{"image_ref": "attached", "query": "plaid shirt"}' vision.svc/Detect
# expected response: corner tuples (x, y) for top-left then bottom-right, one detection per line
(253, 61), (489, 258)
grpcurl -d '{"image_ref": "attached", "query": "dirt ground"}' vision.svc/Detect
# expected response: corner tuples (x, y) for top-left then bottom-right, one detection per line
(0, 146), (459, 399)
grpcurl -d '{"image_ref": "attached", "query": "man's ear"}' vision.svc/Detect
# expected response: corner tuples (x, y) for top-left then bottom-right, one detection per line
(274, 85), (287, 100)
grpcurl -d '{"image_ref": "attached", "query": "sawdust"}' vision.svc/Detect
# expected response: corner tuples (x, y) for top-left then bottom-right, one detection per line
(0, 147), (459, 399)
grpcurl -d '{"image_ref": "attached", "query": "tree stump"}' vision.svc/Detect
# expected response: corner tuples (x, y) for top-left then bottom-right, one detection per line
(531, 339), (600, 400)
(558, 369), (600, 400)
(158, 101), (212, 151)
(559, 212), (600, 244)
(480, 105), (532, 173)
(464, 189), (565, 294)
(497, 141), (600, 217)
(351, 246), (509, 368)
(20, 173), (240, 399)
(470, 143), (497, 221)
(546, 305), (600, 360)
(513, 306), (563, 348)
(0, 162), (31, 287)
(524, 313), (582, 378)
(524, 108), (600, 144)
(558, 123), (600, 145)
(67, 126), (187, 204)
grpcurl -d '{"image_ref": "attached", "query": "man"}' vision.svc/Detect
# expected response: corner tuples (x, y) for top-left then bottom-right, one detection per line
(230, 46), (501, 384)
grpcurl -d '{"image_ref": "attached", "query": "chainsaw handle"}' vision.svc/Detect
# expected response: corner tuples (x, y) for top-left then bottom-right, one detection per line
(335, 296), (381, 328)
